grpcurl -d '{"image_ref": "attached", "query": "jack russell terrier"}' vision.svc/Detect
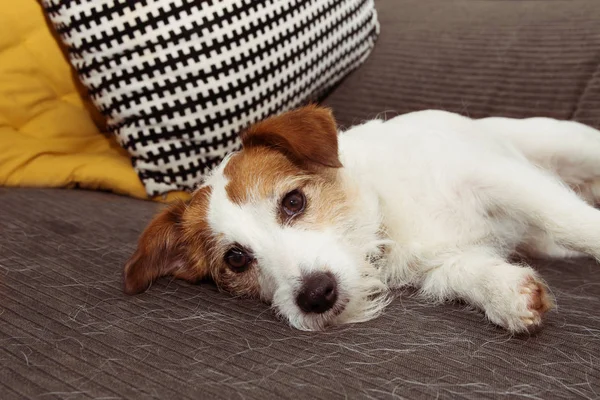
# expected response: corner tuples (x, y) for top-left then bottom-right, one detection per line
(124, 105), (600, 332)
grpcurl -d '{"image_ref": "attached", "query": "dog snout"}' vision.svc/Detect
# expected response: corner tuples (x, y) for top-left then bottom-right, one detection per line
(296, 271), (338, 314)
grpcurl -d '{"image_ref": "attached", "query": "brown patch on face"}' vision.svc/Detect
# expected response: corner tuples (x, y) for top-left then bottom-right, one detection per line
(223, 144), (351, 224)
(226, 145), (351, 228)
(224, 147), (307, 204)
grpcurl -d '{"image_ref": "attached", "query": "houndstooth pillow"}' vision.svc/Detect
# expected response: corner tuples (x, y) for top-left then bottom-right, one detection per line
(42, 0), (380, 196)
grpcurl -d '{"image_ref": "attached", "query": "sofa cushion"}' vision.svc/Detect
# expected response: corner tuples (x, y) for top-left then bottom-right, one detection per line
(42, 0), (380, 196)
(0, 0), (148, 199)
(325, 0), (600, 131)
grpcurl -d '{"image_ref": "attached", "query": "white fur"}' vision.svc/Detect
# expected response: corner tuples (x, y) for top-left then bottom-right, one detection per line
(206, 110), (600, 332)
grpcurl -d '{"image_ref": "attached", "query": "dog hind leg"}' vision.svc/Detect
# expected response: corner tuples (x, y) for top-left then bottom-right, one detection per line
(477, 117), (600, 205)
(486, 159), (600, 261)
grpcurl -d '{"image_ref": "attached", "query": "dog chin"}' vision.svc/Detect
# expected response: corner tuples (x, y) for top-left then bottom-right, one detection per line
(276, 283), (391, 331)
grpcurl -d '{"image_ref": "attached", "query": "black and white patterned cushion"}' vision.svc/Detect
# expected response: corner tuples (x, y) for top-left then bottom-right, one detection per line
(42, 0), (380, 196)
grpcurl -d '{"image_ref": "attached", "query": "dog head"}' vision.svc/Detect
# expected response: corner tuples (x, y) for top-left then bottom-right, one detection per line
(124, 105), (389, 330)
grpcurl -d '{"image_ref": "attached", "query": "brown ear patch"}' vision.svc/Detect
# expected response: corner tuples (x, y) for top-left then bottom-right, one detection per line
(123, 200), (187, 294)
(240, 104), (342, 169)
(123, 186), (213, 295)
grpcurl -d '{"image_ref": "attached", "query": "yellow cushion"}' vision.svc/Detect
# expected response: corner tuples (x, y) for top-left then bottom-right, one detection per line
(0, 0), (190, 202)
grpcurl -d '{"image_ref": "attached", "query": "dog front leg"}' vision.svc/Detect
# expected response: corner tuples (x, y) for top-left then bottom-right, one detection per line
(418, 249), (554, 333)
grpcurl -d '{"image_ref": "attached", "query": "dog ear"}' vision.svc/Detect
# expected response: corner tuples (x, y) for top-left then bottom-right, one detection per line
(123, 200), (197, 295)
(241, 104), (342, 169)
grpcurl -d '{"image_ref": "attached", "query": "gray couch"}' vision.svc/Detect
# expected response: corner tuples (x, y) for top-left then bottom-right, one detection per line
(2, 0), (600, 398)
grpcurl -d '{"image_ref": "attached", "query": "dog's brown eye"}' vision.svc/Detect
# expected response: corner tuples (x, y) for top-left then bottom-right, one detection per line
(225, 248), (252, 272)
(282, 190), (306, 217)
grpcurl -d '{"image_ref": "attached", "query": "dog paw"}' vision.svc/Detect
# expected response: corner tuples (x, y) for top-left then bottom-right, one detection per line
(484, 273), (554, 333)
(517, 277), (553, 328)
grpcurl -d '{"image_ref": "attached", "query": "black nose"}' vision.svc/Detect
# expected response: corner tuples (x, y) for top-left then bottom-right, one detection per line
(296, 272), (338, 314)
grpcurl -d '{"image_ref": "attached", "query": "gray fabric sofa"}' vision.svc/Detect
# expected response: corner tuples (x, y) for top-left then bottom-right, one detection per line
(2, 0), (600, 398)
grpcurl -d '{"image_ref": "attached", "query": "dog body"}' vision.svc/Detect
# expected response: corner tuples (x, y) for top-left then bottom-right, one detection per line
(125, 107), (600, 332)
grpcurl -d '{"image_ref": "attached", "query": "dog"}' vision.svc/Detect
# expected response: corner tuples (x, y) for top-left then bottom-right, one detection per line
(123, 105), (600, 332)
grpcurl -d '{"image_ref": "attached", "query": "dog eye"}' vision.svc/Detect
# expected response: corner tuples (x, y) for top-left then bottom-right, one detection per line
(281, 190), (306, 217)
(224, 247), (252, 272)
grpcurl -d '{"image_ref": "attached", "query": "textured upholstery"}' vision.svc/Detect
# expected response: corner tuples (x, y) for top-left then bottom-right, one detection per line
(1, 188), (599, 399)
(325, 0), (600, 131)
